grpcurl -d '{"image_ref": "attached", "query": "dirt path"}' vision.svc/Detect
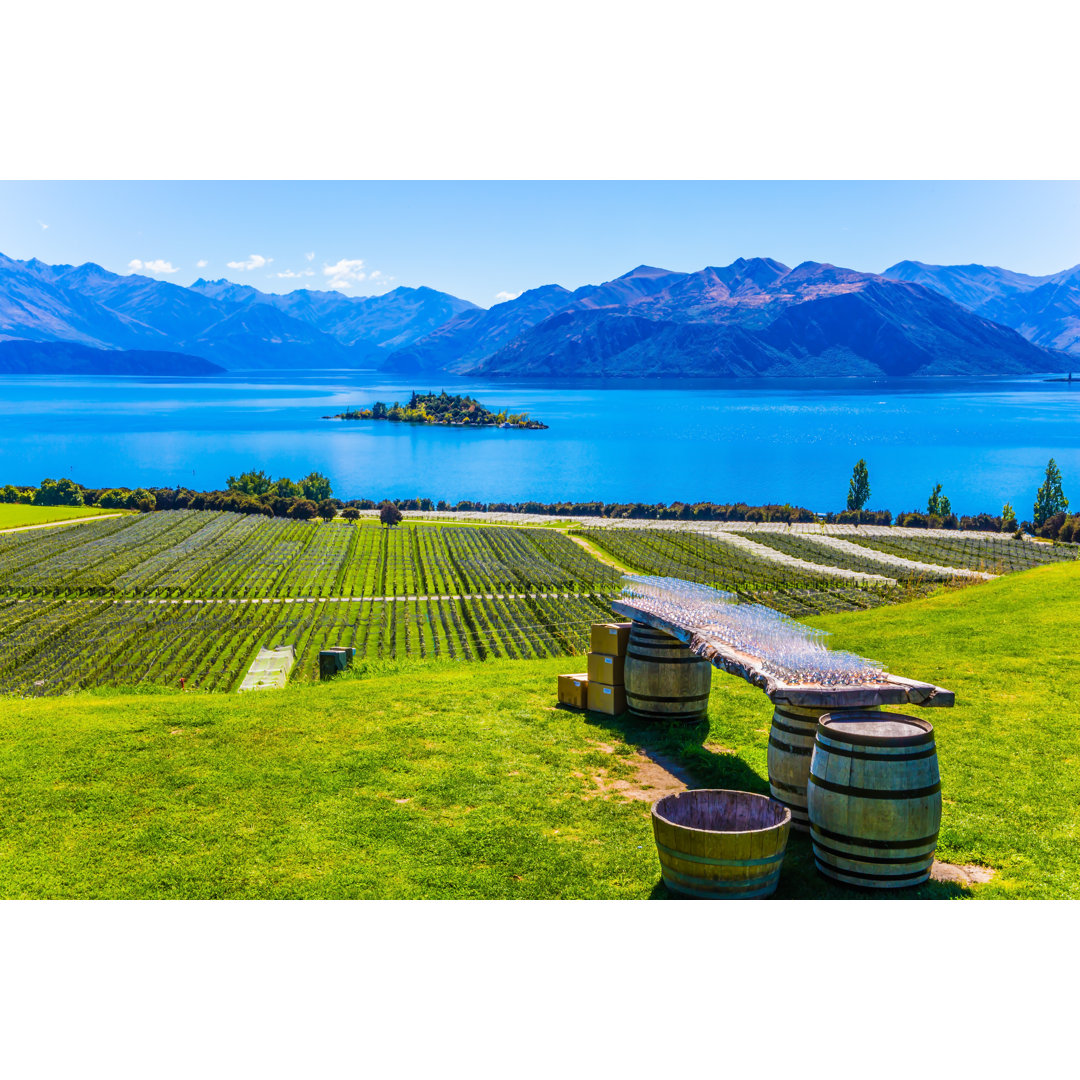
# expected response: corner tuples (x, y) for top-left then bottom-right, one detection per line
(0, 512), (129, 536)
(566, 532), (637, 575)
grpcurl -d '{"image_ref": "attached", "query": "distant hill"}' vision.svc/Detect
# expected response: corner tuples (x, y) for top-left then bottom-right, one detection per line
(0, 253), (477, 372)
(883, 260), (1080, 358)
(395, 258), (1061, 378)
(0, 339), (225, 376)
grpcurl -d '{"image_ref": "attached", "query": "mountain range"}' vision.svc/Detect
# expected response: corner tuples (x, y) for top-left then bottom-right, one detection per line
(388, 259), (1059, 377)
(882, 260), (1080, 357)
(0, 252), (477, 372)
(0, 250), (1073, 378)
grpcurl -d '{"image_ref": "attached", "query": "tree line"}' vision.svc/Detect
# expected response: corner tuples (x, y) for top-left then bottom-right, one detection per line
(2, 458), (1075, 540)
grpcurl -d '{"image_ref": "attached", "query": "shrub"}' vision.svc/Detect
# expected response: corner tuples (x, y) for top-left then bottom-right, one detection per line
(959, 513), (1003, 532)
(289, 499), (318, 520)
(130, 488), (156, 513)
(340, 508), (361, 522)
(1038, 511), (1068, 540)
(897, 512), (929, 528)
(98, 488), (131, 509)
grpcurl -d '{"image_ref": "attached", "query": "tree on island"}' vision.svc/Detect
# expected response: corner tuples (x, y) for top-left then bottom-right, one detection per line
(379, 501), (404, 527)
(927, 483), (951, 518)
(847, 460), (870, 512)
(1033, 458), (1069, 527)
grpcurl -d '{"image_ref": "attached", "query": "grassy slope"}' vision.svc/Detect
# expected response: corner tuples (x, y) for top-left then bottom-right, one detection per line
(0, 505), (127, 529)
(0, 563), (1074, 899)
(807, 561), (1080, 900)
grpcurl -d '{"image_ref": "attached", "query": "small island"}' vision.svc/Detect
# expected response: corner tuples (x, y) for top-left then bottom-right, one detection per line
(324, 390), (548, 429)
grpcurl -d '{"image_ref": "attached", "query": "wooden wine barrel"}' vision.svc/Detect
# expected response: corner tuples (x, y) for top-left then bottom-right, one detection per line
(652, 789), (791, 899)
(767, 704), (878, 831)
(624, 622), (711, 723)
(807, 712), (942, 889)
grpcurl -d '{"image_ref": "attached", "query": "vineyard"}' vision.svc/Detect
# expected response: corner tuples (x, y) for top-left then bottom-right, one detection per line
(0, 511), (620, 598)
(572, 526), (939, 616)
(0, 593), (614, 696)
(729, 530), (952, 581)
(4, 509), (1071, 697)
(841, 532), (1080, 574)
(0, 512), (620, 695)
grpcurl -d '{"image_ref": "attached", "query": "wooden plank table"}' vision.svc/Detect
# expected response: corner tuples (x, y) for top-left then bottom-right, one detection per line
(612, 598), (954, 831)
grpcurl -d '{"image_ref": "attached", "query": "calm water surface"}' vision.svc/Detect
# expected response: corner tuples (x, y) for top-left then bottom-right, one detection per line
(1, 371), (1077, 516)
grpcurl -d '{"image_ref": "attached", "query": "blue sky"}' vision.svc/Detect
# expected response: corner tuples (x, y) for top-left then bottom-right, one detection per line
(1, 180), (1078, 308)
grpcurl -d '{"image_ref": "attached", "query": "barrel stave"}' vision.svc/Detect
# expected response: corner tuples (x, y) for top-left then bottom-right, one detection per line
(767, 704), (879, 831)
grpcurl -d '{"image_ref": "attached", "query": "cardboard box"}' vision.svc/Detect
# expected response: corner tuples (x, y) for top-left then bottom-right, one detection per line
(587, 682), (627, 716)
(590, 621), (632, 657)
(587, 651), (625, 686)
(557, 673), (589, 710)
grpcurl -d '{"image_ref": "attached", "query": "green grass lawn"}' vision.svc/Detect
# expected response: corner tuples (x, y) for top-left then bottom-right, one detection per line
(0, 562), (1075, 898)
(0, 504), (128, 529)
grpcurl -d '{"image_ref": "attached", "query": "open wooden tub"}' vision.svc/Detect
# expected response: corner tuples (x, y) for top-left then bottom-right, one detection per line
(651, 789), (791, 899)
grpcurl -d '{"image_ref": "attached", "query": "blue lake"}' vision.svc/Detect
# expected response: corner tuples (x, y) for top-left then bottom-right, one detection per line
(0, 371), (1077, 516)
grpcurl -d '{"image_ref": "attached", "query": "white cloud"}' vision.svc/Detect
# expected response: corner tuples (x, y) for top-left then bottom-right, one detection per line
(226, 254), (271, 271)
(38, 221), (48, 230)
(128, 258), (179, 275)
(323, 258), (367, 291)
(196, 259), (208, 268)
(494, 290), (521, 304)
(305, 251), (315, 261)
(369, 270), (381, 279)
(276, 269), (315, 279)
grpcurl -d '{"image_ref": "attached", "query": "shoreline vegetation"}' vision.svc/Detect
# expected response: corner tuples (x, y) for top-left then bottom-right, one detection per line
(0, 456), (1073, 540)
(323, 390), (548, 429)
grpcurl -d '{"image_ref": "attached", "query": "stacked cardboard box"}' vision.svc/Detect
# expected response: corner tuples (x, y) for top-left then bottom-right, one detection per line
(585, 621), (632, 715)
(556, 621), (633, 714)
(557, 673), (589, 709)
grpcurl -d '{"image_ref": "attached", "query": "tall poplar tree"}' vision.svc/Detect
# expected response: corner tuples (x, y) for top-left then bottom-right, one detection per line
(847, 459), (870, 512)
(1033, 458), (1068, 527)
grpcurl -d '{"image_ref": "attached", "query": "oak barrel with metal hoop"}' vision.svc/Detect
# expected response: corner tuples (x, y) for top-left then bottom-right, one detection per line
(624, 622), (711, 723)
(767, 704), (879, 831)
(807, 712), (941, 889)
(652, 789), (791, 899)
